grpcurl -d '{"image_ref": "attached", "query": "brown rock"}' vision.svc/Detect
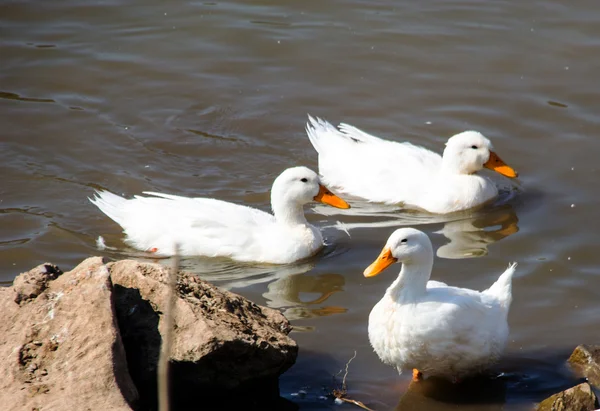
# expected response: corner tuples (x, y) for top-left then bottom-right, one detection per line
(108, 259), (298, 408)
(1, 257), (297, 410)
(0, 257), (138, 411)
(536, 382), (599, 411)
(13, 262), (62, 304)
(569, 345), (600, 388)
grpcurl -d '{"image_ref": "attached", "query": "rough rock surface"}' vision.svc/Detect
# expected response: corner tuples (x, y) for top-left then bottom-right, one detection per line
(13, 262), (62, 304)
(536, 382), (599, 411)
(0, 257), (298, 410)
(0, 257), (138, 411)
(108, 259), (298, 408)
(569, 344), (600, 388)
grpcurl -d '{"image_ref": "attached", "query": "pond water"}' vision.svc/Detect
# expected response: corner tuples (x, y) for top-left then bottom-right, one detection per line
(2, 0), (600, 409)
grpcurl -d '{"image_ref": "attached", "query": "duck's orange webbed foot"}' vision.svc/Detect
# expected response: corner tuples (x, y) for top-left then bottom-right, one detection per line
(412, 368), (423, 382)
(148, 247), (158, 253)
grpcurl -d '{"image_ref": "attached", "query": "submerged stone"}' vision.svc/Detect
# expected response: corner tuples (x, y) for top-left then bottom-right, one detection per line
(568, 344), (600, 388)
(536, 382), (598, 411)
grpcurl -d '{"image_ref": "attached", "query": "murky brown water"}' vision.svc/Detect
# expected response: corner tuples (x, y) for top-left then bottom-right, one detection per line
(2, 0), (600, 409)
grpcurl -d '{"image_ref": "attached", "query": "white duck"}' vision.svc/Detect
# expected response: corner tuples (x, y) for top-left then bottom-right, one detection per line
(90, 166), (350, 264)
(364, 228), (516, 381)
(306, 116), (518, 214)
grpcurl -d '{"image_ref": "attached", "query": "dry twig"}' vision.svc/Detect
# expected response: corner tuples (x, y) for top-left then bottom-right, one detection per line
(331, 351), (374, 411)
(157, 246), (180, 411)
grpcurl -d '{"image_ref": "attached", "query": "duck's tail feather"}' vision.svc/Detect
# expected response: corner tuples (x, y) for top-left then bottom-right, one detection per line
(483, 262), (517, 309)
(89, 190), (127, 226)
(305, 114), (346, 153)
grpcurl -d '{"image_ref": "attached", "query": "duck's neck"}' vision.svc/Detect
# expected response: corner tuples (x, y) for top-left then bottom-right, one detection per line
(386, 255), (433, 302)
(272, 196), (308, 226)
(440, 154), (475, 176)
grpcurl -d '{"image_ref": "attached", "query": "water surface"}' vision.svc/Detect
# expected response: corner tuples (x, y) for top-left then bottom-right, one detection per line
(2, 0), (600, 409)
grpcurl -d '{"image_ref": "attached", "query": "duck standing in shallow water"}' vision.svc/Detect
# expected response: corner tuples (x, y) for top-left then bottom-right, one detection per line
(90, 166), (350, 264)
(306, 116), (518, 214)
(364, 228), (517, 381)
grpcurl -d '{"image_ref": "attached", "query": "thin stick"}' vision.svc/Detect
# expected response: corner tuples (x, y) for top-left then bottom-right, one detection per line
(157, 245), (180, 411)
(342, 350), (357, 392)
(332, 351), (375, 411)
(337, 397), (375, 411)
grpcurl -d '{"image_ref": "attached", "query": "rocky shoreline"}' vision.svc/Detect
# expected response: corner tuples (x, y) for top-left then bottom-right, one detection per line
(0, 257), (297, 410)
(535, 345), (600, 411)
(0, 258), (598, 411)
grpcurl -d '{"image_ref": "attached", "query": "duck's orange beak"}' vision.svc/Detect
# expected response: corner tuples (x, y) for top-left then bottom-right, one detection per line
(313, 184), (350, 209)
(364, 247), (397, 278)
(484, 151), (518, 178)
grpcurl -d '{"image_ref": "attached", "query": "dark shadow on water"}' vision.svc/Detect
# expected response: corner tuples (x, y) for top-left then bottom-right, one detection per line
(392, 348), (584, 411)
(169, 368), (299, 411)
(395, 376), (507, 411)
(496, 348), (585, 405)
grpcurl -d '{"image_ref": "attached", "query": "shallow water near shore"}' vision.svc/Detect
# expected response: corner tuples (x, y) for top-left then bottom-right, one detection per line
(2, 0), (600, 409)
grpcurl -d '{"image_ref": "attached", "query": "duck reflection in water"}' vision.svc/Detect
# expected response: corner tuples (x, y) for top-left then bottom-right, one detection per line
(263, 272), (346, 322)
(435, 204), (519, 259)
(317, 202), (519, 260)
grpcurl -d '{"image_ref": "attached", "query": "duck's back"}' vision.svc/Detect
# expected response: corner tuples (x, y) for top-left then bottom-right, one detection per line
(92, 191), (277, 259)
(369, 284), (508, 379)
(306, 117), (441, 205)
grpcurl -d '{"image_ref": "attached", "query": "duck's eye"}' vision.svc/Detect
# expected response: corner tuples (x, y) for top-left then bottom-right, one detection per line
(471, 145), (478, 149)
(401, 239), (408, 243)
(300, 178), (308, 183)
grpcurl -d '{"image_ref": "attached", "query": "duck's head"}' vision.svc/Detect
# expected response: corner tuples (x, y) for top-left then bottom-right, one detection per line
(364, 228), (433, 277)
(271, 166), (350, 209)
(442, 131), (518, 178)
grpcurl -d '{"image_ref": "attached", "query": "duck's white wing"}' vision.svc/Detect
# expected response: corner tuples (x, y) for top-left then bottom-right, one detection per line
(306, 116), (442, 204)
(416, 285), (506, 371)
(426, 280), (448, 288)
(91, 190), (274, 257)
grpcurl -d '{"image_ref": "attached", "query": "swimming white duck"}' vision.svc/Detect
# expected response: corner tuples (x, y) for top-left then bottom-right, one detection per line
(306, 116), (518, 214)
(90, 166), (350, 264)
(364, 228), (516, 381)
